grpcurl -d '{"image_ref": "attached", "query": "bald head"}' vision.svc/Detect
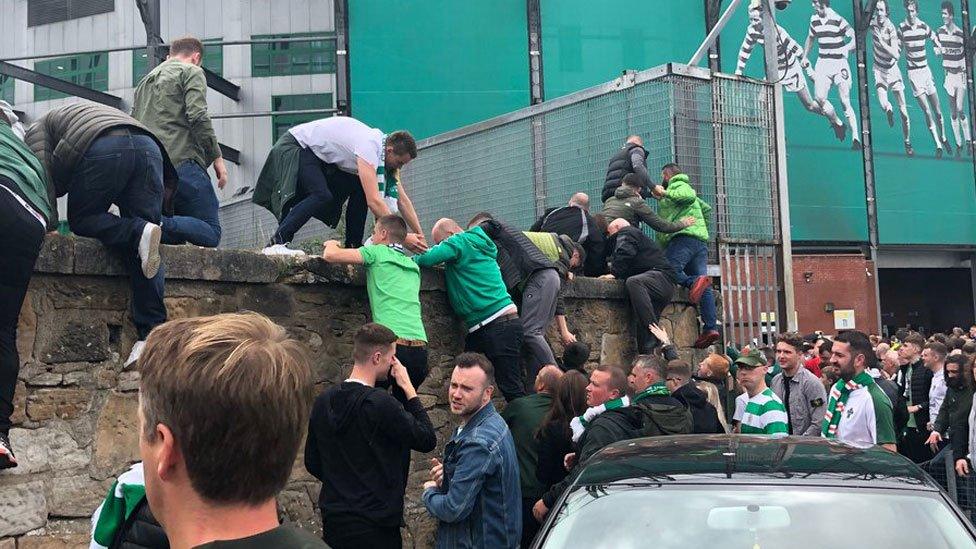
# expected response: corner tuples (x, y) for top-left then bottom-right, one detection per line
(569, 193), (590, 210)
(626, 135), (643, 147)
(607, 217), (630, 235)
(431, 218), (462, 244)
(534, 365), (564, 394)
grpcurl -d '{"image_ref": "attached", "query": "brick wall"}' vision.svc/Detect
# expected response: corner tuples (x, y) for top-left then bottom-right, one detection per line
(792, 254), (879, 335)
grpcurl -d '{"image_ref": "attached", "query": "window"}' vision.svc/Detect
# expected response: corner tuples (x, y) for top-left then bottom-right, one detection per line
(251, 32), (336, 77)
(34, 52), (108, 101)
(133, 39), (223, 86)
(0, 75), (13, 104)
(271, 93), (333, 141)
(28, 0), (114, 27)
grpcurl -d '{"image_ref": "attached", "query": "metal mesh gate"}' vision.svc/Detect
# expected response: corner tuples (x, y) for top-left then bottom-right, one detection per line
(404, 63), (789, 344)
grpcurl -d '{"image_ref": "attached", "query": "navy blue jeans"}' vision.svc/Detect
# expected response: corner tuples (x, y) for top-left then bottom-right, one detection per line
(272, 147), (368, 248)
(665, 235), (717, 331)
(161, 160), (221, 247)
(67, 133), (167, 340)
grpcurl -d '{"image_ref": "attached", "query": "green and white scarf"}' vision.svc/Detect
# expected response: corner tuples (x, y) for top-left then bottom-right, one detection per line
(569, 382), (671, 441)
(822, 371), (875, 438)
(90, 463), (146, 549)
(377, 136), (399, 212)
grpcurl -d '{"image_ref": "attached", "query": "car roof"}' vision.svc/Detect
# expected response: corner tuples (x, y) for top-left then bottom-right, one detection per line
(575, 435), (938, 491)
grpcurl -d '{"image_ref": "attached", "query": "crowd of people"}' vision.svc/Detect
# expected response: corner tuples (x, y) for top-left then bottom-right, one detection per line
(4, 32), (975, 549)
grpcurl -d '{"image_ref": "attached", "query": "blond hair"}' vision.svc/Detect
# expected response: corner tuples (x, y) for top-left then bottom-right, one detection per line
(139, 312), (313, 504)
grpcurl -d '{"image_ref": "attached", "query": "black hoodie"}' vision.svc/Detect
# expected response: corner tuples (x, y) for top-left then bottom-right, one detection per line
(304, 381), (436, 526)
(672, 383), (725, 434)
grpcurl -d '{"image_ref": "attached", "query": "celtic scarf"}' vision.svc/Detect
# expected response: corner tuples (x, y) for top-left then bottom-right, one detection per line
(569, 383), (671, 441)
(822, 371), (875, 438)
(90, 463), (146, 549)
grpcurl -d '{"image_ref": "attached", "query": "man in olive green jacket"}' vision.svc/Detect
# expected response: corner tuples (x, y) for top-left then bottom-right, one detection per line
(132, 36), (226, 248)
(651, 163), (718, 348)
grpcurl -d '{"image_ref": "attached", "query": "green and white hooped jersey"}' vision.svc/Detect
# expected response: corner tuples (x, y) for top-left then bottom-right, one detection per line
(740, 388), (789, 435)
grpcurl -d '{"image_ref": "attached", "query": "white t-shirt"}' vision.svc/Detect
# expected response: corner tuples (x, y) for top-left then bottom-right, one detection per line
(289, 116), (383, 174)
(733, 393), (748, 422)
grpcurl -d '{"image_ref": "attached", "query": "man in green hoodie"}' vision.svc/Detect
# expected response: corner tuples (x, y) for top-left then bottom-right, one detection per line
(651, 163), (719, 348)
(0, 107), (52, 469)
(414, 218), (526, 401)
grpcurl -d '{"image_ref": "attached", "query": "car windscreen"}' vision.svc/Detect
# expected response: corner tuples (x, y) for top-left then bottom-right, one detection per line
(540, 484), (976, 549)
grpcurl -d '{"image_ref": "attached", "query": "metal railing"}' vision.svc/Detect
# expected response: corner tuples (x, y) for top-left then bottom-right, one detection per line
(402, 62), (790, 342)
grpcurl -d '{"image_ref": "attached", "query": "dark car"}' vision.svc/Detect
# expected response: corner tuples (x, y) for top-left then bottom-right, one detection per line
(533, 435), (976, 548)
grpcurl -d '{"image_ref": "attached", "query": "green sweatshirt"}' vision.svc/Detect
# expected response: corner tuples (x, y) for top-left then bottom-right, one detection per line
(0, 123), (53, 224)
(413, 226), (514, 329)
(656, 173), (712, 247)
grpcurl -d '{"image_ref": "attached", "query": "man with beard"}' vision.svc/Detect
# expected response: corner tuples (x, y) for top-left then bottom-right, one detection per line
(925, 355), (971, 469)
(822, 330), (897, 451)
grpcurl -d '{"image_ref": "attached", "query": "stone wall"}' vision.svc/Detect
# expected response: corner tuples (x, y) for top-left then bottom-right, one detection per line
(0, 235), (707, 549)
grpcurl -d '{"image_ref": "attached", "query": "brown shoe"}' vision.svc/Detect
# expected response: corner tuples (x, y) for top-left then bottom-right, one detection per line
(689, 276), (712, 304)
(694, 330), (720, 349)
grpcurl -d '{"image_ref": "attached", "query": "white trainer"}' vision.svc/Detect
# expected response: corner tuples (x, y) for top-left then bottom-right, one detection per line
(125, 340), (146, 368)
(138, 222), (162, 278)
(261, 243), (306, 257)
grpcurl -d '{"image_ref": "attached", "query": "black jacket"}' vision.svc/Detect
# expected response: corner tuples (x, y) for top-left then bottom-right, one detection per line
(607, 225), (677, 281)
(535, 421), (573, 492)
(540, 394), (692, 507)
(901, 359), (934, 428)
(304, 381), (436, 526)
(111, 498), (168, 549)
(672, 382), (725, 434)
(875, 376), (909, 436)
(531, 205), (606, 276)
(602, 142), (652, 202)
(477, 218), (556, 291)
(948, 387), (976, 462)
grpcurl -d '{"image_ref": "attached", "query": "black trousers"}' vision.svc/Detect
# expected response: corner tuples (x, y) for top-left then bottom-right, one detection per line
(900, 427), (934, 463)
(625, 270), (676, 354)
(323, 512), (401, 549)
(375, 344), (429, 405)
(465, 316), (525, 401)
(273, 148), (368, 248)
(522, 497), (541, 547)
(0, 178), (45, 435)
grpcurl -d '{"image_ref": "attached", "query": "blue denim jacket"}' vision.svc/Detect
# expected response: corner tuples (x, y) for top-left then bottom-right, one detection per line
(423, 402), (522, 548)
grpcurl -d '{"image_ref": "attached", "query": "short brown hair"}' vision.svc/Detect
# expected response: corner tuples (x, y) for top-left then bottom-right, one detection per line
(904, 333), (927, 349)
(169, 36), (204, 57)
(666, 359), (693, 380)
(387, 130), (417, 159)
(704, 353), (731, 378)
(924, 342), (948, 359)
(139, 312), (312, 504)
(776, 332), (804, 352)
(455, 352), (494, 388)
(376, 215), (408, 244)
(353, 322), (396, 363)
(595, 364), (629, 397)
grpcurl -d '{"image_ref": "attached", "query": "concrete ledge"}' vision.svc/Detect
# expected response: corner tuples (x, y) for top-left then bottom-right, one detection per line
(34, 235), (663, 302)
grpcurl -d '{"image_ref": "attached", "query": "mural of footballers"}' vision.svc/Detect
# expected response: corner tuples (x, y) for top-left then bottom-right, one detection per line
(935, 1), (971, 157)
(805, 0), (861, 150)
(898, 0), (951, 157)
(871, 0), (914, 155)
(735, 1), (847, 138)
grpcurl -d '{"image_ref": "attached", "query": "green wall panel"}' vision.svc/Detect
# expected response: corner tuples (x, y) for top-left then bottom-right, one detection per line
(540, 0), (706, 100)
(720, 0), (869, 243)
(348, 1), (529, 140)
(869, 0), (976, 245)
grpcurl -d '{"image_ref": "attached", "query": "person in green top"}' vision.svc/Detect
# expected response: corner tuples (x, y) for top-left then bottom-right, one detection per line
(650, 163), (719, 349)
(0, 113), (52, 470)
(500, 365), (563, 547)
(132, 36), (227, 248)
(323, 214), (429, 404)
(734, 350), (790, 435)
(414, 218), (526, 401)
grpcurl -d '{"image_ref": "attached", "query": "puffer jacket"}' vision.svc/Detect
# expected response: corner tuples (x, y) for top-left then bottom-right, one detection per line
(24, 100), (179, 214)
(602, 142), (651, 201)
(655, 173), (712, 247)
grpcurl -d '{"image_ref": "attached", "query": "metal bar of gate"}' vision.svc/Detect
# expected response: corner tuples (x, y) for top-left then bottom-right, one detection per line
(744, 245), (755, 346)
(721, 243), (733, 347)
(756, 244), (768, 343)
